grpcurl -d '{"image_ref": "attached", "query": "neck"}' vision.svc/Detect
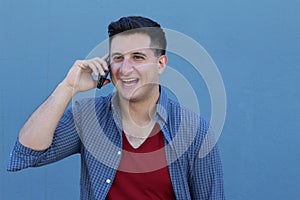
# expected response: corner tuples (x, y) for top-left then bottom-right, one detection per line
(119, 90), (159, 126)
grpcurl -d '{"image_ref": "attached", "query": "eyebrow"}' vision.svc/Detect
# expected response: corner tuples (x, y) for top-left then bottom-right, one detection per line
(132, 52), (147, 57)
(111, 51), (148, 57)
(111, 52), (122, 57)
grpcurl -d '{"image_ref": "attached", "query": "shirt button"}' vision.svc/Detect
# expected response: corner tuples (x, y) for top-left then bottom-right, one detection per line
(117, 151), (121, 155)
(106, 179), (111, 184)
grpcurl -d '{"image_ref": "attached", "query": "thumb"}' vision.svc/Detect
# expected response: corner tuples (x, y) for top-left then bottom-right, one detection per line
(96, 79), (111, 89)
(103, 79), (111, 86)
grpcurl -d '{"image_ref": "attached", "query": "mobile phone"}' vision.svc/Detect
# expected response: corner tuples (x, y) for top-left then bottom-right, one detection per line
(97, 57), (111, 89)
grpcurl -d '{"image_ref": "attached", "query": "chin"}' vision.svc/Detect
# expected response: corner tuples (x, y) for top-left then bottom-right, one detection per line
(117, 83), (158, 103)
(119, 92), (141, 102)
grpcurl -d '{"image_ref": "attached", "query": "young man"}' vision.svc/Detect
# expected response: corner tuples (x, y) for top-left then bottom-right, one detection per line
(8, 16), (224, 199)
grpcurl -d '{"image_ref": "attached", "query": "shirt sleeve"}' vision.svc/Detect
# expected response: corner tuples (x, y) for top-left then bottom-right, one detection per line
(189, 126), (225, 200)
(7, 107), (81, 172)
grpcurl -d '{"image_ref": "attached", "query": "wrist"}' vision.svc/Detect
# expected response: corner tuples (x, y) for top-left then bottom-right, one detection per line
(55, 82), (77, 99)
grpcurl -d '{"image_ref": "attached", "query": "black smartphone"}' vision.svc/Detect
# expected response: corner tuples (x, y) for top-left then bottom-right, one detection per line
(97, 57), (111, 89)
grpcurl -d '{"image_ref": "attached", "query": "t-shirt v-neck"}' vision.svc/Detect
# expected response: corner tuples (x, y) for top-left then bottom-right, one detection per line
(105, 123), (176, 200)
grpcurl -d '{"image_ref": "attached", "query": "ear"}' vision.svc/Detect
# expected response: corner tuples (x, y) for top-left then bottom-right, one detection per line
(158, 55), (168, 74)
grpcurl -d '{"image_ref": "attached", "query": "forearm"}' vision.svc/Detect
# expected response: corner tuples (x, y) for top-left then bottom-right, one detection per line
(18, 82), (74, 150)
(18, 56), (109, 150)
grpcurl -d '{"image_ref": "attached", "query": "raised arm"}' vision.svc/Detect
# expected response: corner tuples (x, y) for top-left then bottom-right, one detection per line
(18, 56), (110, 150)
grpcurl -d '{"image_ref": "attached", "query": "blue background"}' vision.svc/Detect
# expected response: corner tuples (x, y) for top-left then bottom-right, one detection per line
(1, 0), (300, 199)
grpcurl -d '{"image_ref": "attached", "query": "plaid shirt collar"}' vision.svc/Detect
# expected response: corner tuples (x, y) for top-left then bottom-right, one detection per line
(109, 86), (171, 142)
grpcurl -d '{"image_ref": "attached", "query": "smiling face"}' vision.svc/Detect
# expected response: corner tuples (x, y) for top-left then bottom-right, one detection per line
(110, 33), (167, 103)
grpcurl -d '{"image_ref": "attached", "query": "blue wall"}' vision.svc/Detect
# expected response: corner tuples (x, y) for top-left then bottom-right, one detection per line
(1, 0), (300, 199)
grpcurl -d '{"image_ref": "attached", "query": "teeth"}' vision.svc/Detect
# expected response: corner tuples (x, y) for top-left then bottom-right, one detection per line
(122, 78), (137, 83)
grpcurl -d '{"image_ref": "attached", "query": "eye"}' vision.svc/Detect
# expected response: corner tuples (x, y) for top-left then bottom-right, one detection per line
(112, 55), (123, 63)
(133, 55), (145, 61)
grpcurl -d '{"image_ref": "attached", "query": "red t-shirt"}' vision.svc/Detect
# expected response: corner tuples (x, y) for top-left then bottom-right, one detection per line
(106, 124), (176, 200)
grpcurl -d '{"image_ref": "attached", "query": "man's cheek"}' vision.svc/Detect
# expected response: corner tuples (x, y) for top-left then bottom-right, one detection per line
(109, 73), (117, 86)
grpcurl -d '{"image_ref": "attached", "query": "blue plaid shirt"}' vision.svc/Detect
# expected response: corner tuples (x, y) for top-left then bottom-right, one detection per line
(7, 88), (224, 200)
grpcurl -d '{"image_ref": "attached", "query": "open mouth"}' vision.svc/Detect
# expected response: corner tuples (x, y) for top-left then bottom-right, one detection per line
(121, 78), (139, 88)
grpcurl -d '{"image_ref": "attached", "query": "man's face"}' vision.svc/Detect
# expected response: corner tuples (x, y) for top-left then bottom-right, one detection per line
(110, 33), (167, 102)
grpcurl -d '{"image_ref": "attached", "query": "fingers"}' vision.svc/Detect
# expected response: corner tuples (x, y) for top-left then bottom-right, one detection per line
(94, 57), (109, 73)
(77, 56), (110, 76)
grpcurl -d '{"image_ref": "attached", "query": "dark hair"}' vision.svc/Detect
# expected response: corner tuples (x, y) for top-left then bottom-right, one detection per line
(108, 16), (167, 56)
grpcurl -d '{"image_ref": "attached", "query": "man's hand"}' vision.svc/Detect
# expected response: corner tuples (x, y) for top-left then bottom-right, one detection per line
(62, 54), (111, 94)
(18, 55), (111, 150)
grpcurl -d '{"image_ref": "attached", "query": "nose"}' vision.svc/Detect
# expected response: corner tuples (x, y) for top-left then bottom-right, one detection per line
(119, 57), (133, 75)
